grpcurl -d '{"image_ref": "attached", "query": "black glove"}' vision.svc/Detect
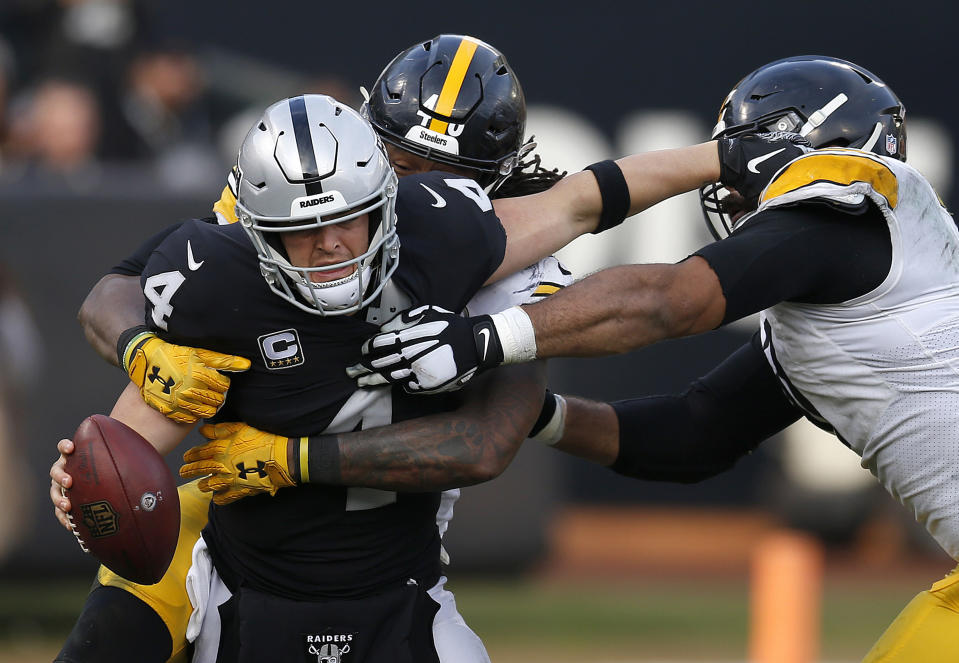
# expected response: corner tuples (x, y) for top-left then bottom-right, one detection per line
(717, 132), (811, 206)
(346, 305), (504, 394)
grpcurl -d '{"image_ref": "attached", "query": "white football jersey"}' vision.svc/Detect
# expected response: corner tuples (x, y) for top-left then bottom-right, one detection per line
(756, 149), (959, 558)
(436, 256), (573, 558)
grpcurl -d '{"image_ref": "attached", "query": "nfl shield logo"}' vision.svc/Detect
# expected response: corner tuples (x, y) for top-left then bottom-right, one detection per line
(885, 133), (898, 155)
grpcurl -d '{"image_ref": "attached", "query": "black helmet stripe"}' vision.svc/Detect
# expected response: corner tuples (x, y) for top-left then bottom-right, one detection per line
(288, 95), (323, 194)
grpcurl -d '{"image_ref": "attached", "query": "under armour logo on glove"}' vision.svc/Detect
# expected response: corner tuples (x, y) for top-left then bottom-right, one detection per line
(346, 305), (504, 394)
(718, 132), (811, 207)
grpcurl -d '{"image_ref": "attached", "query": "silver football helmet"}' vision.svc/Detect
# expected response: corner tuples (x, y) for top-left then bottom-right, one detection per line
(235, 94), (399, 315)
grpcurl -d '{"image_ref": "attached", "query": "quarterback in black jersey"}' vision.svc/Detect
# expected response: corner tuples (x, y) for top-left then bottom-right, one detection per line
(54, 35), (568, 663)
(62, 94), (518, 663)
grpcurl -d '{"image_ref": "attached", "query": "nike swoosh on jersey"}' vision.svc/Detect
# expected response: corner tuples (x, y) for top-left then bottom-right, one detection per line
(420, 183), (447, 208)
(747, 148), (786, 174)
(187, 240), (205, 271)
(477, 327), (490, 361)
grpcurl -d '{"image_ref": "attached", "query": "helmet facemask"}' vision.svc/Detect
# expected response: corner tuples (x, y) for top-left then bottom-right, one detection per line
(235, 94), (400, 316)
(238, 179), (398, 316)
(699, 56), (907, 239)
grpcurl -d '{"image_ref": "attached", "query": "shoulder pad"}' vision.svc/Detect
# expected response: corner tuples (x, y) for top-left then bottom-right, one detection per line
(761, 150), (898, 208)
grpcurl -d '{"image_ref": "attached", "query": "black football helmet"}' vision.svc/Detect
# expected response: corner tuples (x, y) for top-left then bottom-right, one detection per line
(700, 55), (907, 239)
(363, 34), (526, 189)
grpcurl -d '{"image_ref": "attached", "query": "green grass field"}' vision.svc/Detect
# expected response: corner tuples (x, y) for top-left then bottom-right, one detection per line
(0, 571), (926, 662)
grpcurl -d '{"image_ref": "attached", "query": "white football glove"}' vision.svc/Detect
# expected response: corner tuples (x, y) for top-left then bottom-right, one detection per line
(346, 305), (503, 394)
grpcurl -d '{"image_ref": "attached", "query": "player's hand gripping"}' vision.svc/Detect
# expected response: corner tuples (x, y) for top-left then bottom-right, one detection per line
(179, 422), (296, 505)
(347, 305), (505, 394)
(717, 131), (811, 206)
(50, 438), (76, 532)
(119, 327), (251, 424)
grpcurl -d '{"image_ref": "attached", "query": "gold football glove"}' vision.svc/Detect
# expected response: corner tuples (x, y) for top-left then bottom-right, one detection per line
(180, 422), (298, 505)
(119, 327), (251, 424)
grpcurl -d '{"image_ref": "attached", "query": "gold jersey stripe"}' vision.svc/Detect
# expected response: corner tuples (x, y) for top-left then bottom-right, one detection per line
(533, 284), (563, 297)
(212, 185), (239, 224)
(762, 152), (898, 208)
(428, 37), (479, 135)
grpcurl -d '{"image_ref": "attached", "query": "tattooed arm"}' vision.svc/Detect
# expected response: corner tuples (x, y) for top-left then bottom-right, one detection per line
(322, 361), (547, 490)
(183, 361), (548, 498)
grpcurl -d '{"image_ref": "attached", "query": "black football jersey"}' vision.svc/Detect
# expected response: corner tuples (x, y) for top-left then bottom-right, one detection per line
(140, 172), (506, 599)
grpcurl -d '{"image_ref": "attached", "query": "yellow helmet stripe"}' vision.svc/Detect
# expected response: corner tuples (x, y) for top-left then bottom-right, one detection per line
(762, 152), (898, 208)
(428, 37), (479, 135)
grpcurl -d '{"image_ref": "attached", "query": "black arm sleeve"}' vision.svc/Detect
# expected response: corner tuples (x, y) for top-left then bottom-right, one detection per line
(610, 333), (802, 483)
(693, 202), (891, 325)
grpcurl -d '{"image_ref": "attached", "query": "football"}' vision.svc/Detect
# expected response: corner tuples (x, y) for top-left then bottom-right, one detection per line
(64, 414), (180, 584)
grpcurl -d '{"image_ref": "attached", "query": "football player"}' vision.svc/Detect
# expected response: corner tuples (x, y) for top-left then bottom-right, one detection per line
(353, 55), (959, 660)
(56, 93), (539, 663)
(52, 36), (567, 663)
(50, 35), (738, 663)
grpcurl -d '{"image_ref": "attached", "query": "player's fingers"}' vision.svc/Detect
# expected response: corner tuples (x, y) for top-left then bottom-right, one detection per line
(143, 395), (174, 416)
(181, 442), (224, 464)
(356, 374), (386, 388)
(54, 503), (72, 531)
(180, 452), (226, 472)
(50, 479), (69, 512)
(184, 366), (231, 393)
(368, 332), (400, 350)
(193, 349), (251, 373)
(370, 352), (404, 369)
(199, 421), (243, 440)
(345, 362), (371, 379)
(400, 340), (438, 360)
(180, 466), (207, 481)
(50, 461), (71, 488)
(203, 474), (231, 494)
(395, 320), (450, 342)
(356, 367), (412, 388)
(167, 409), (199, 425)
(212, 489), (245, 506)
(380, 305), (428, 332)
(57, 438), (74, 455)
(177, 388), (223, 411)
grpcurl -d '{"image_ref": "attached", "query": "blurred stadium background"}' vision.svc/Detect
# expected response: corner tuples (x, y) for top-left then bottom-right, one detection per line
(0, 1), (957, 661)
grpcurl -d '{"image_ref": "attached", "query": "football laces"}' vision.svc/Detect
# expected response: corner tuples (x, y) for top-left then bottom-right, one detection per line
(61, 484), (89, 553)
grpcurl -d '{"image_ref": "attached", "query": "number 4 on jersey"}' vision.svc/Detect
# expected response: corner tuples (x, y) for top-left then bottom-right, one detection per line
(144, 271), (185, 331)
(444, 178), (492, 212)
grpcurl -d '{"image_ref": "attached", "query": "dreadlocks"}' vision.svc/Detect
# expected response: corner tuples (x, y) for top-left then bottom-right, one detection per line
(492, 143), (567, 199)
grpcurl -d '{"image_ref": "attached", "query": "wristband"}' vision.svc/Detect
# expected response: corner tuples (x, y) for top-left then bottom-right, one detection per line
(584, 159), (630, 234)
(305, 434), (341, 484)
(116, 325), (152, 371)
(287, 436), (309, 483)
(490, 307), (537, 364)
(528, 390), (567, 446)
